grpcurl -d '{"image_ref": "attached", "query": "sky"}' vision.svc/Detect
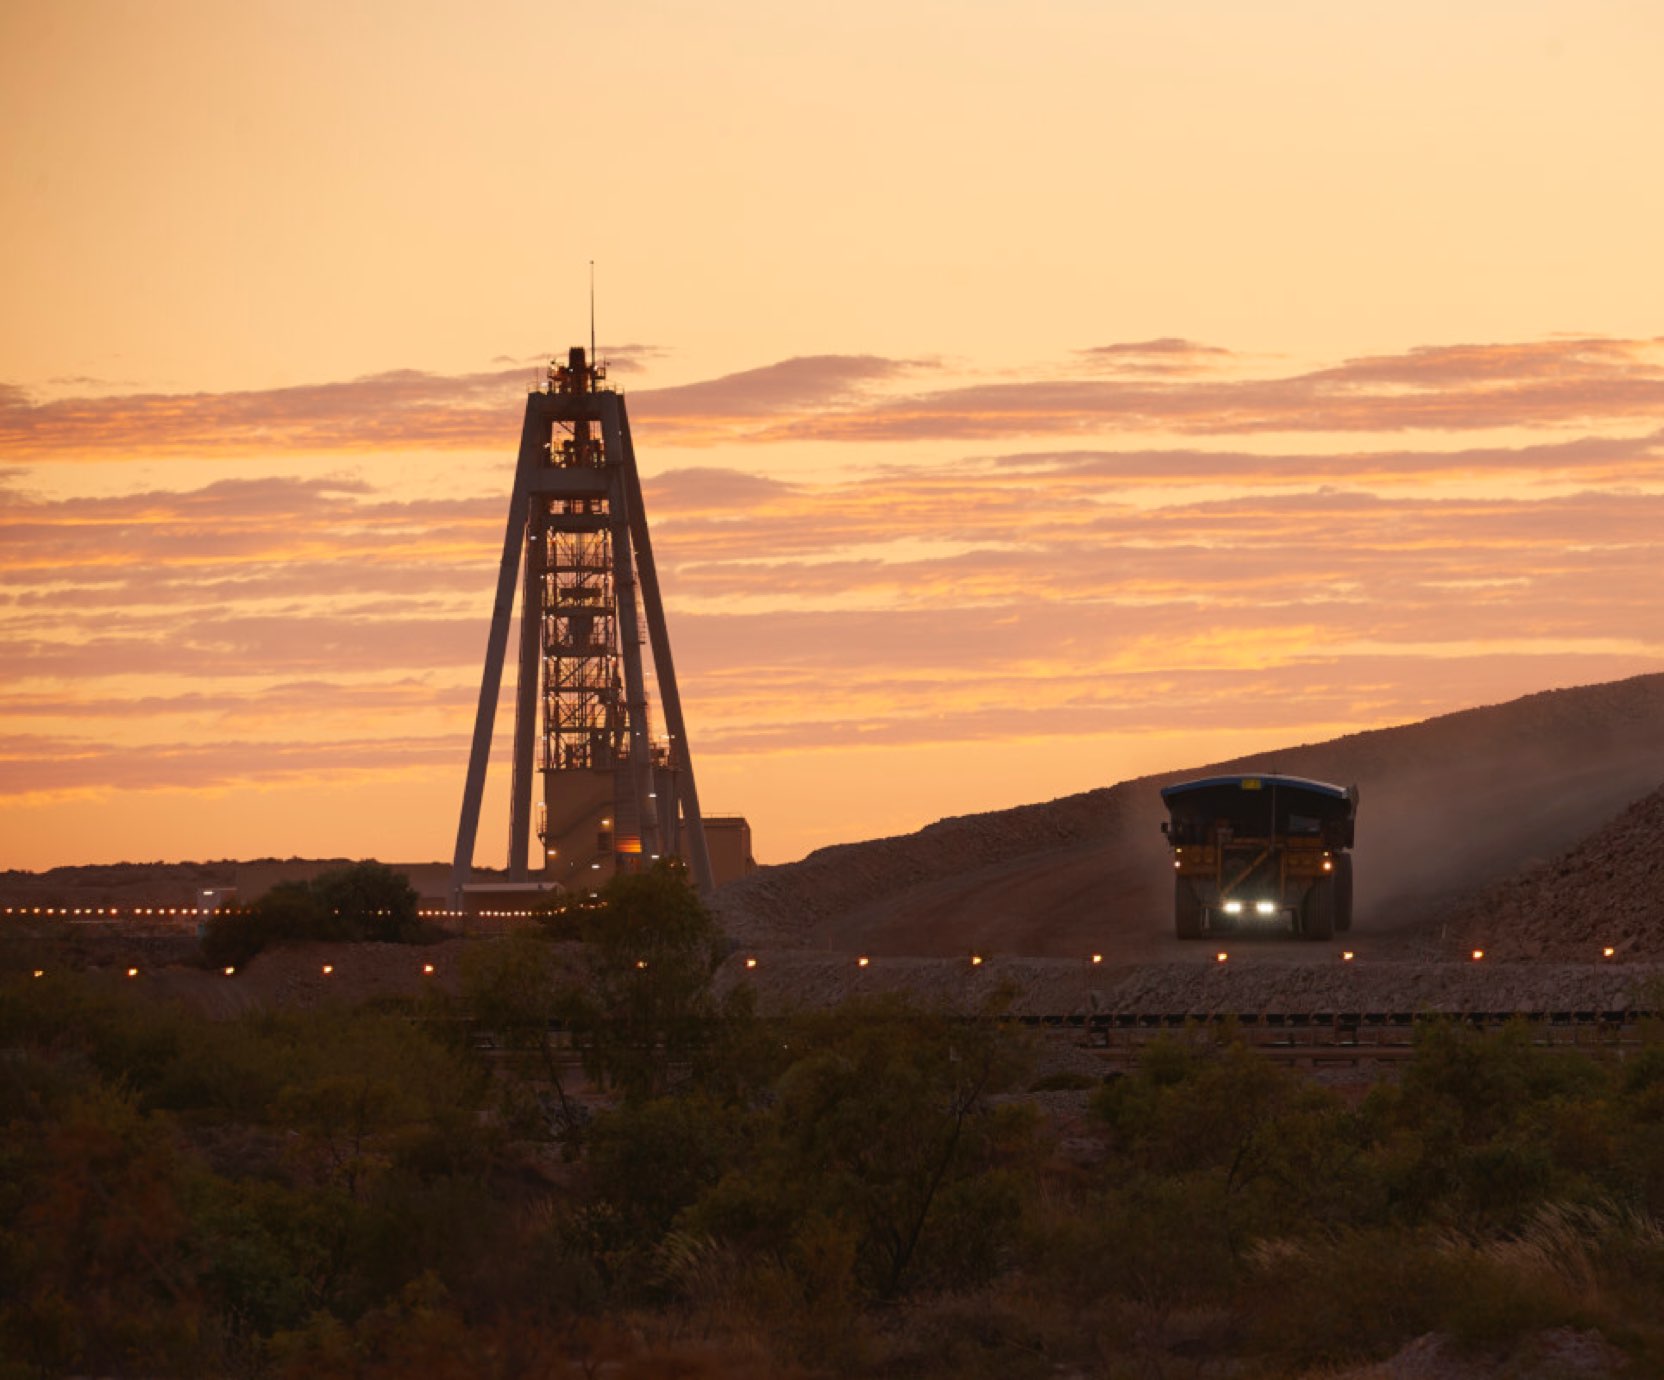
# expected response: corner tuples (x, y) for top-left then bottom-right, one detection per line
(3, 0), (1663, 872)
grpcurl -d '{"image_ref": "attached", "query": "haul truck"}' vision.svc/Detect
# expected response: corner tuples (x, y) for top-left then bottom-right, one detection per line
(1161, 774), (1357, 940)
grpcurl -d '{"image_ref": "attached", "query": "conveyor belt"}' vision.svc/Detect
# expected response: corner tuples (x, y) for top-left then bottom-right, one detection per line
(1012, 1008), (1654, 1065)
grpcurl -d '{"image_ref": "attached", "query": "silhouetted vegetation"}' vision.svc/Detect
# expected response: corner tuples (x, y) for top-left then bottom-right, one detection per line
(201, 861), (422, 967)
(7, 870), (1664, 1376)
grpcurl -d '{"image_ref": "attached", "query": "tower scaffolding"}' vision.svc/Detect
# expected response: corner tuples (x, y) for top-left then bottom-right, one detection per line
(451, 347), (713, 902)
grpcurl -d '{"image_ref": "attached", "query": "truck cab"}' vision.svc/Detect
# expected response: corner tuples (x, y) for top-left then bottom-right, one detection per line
(1161, 774), (1357, 940)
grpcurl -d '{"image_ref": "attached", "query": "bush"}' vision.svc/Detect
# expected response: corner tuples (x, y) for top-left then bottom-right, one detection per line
(1028, 1070), (1098, 1093)
(1246, 1224), (1594, 1366)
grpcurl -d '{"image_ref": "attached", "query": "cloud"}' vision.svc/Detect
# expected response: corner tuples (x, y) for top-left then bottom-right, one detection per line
(596, 343), (670, 375)
(763, 336), (1664, 442)
(5, 612), (486, 680)
(0, 475), (504, 582)
(4, 335), (1663, 461)
(0, 678), (474, 723)
(642, 466), (798, 513)
(1075, 338), (1234, 375)
(626, 354), (927, 440)
(0, 731), (465, 795)
(0, 368), (534, 459)
(986, 430), (1664, 485)
(1304, 338), (1664, 386)
(0, 353), (928, 457)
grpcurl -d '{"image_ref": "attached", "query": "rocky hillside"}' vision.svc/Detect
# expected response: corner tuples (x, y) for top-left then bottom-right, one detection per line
(0, 859), (237, 909)
(0, 859), (499, 910)
(712, 673), (1664, 957)
(1448, 783), (1664, 961)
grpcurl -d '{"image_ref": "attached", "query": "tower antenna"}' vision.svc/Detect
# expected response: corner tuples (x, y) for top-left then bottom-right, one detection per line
(589, 260), (596, 367)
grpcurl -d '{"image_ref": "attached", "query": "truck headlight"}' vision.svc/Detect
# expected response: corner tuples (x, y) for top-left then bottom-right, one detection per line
(1223, 900), (1244, 915)
(1255, 900), (1277, 916)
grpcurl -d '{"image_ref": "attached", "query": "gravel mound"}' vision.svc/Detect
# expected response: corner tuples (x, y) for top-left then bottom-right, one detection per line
(1449, 783), (1664, 961)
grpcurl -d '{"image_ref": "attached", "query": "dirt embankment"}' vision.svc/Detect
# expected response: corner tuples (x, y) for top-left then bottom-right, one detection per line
(21, 934), (1661, 1026)
(712, 952), (1663, 1021)
(712, 673), (1664, 958)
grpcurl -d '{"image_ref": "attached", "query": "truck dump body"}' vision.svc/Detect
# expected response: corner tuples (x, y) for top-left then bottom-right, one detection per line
(1161, 774), (1358, 940)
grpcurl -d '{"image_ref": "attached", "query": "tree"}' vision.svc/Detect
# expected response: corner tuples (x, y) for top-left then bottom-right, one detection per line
(459, 930), (586, 1141)
(200, 862), (421, 966)
(561, 861), (730, 1102)
(202, 879), (333, 968)
(687, 996), (1039, 1300)
(313, 862), (420, 944)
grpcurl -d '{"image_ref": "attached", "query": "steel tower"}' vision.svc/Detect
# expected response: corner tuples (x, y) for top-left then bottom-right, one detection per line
(451, 347), (713, 901)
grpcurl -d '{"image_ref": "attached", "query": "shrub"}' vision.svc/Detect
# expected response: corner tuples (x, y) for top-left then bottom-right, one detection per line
(1028, 1070), (1099, 1093)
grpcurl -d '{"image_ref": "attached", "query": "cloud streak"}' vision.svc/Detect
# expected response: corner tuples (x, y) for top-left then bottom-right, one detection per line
(7, 337), (1664, 459)
(0, 354), (926, 459)
(764, 339), (1664, 442)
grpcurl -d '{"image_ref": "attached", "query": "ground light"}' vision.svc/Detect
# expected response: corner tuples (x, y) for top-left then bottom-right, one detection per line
(1471, 949), (1485, 962)
(125, 967), (138, 978)
(1341, 950), (1355, 962)
(744, 956), (757, 969)
(1215, 952), (1228, 964)
(322, 964), (334, 976)
(857, 955), (870, 968)
(970, 954), (984, 967)
(1603, 946), (1616, 959)
(1091, 953), (1103, 965)
(422, 963), (435, 975)
(223, 966), (235, 977)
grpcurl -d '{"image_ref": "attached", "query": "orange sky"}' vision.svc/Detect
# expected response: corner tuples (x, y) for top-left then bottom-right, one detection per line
(3, 1), (1663, 871)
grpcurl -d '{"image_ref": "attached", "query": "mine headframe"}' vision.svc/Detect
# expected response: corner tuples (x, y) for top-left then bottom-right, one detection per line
(451, 347), (713, 902)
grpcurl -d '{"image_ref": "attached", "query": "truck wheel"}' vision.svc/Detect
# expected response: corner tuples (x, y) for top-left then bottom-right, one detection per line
(1334, 855), (1353, 932)
(1175, 878), (1203, 939)
(1302, 877), (1335, 940)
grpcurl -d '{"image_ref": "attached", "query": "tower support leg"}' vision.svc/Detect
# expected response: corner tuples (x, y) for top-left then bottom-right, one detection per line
(450, 404), (544, 904)
(618, 397), (714, 893)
